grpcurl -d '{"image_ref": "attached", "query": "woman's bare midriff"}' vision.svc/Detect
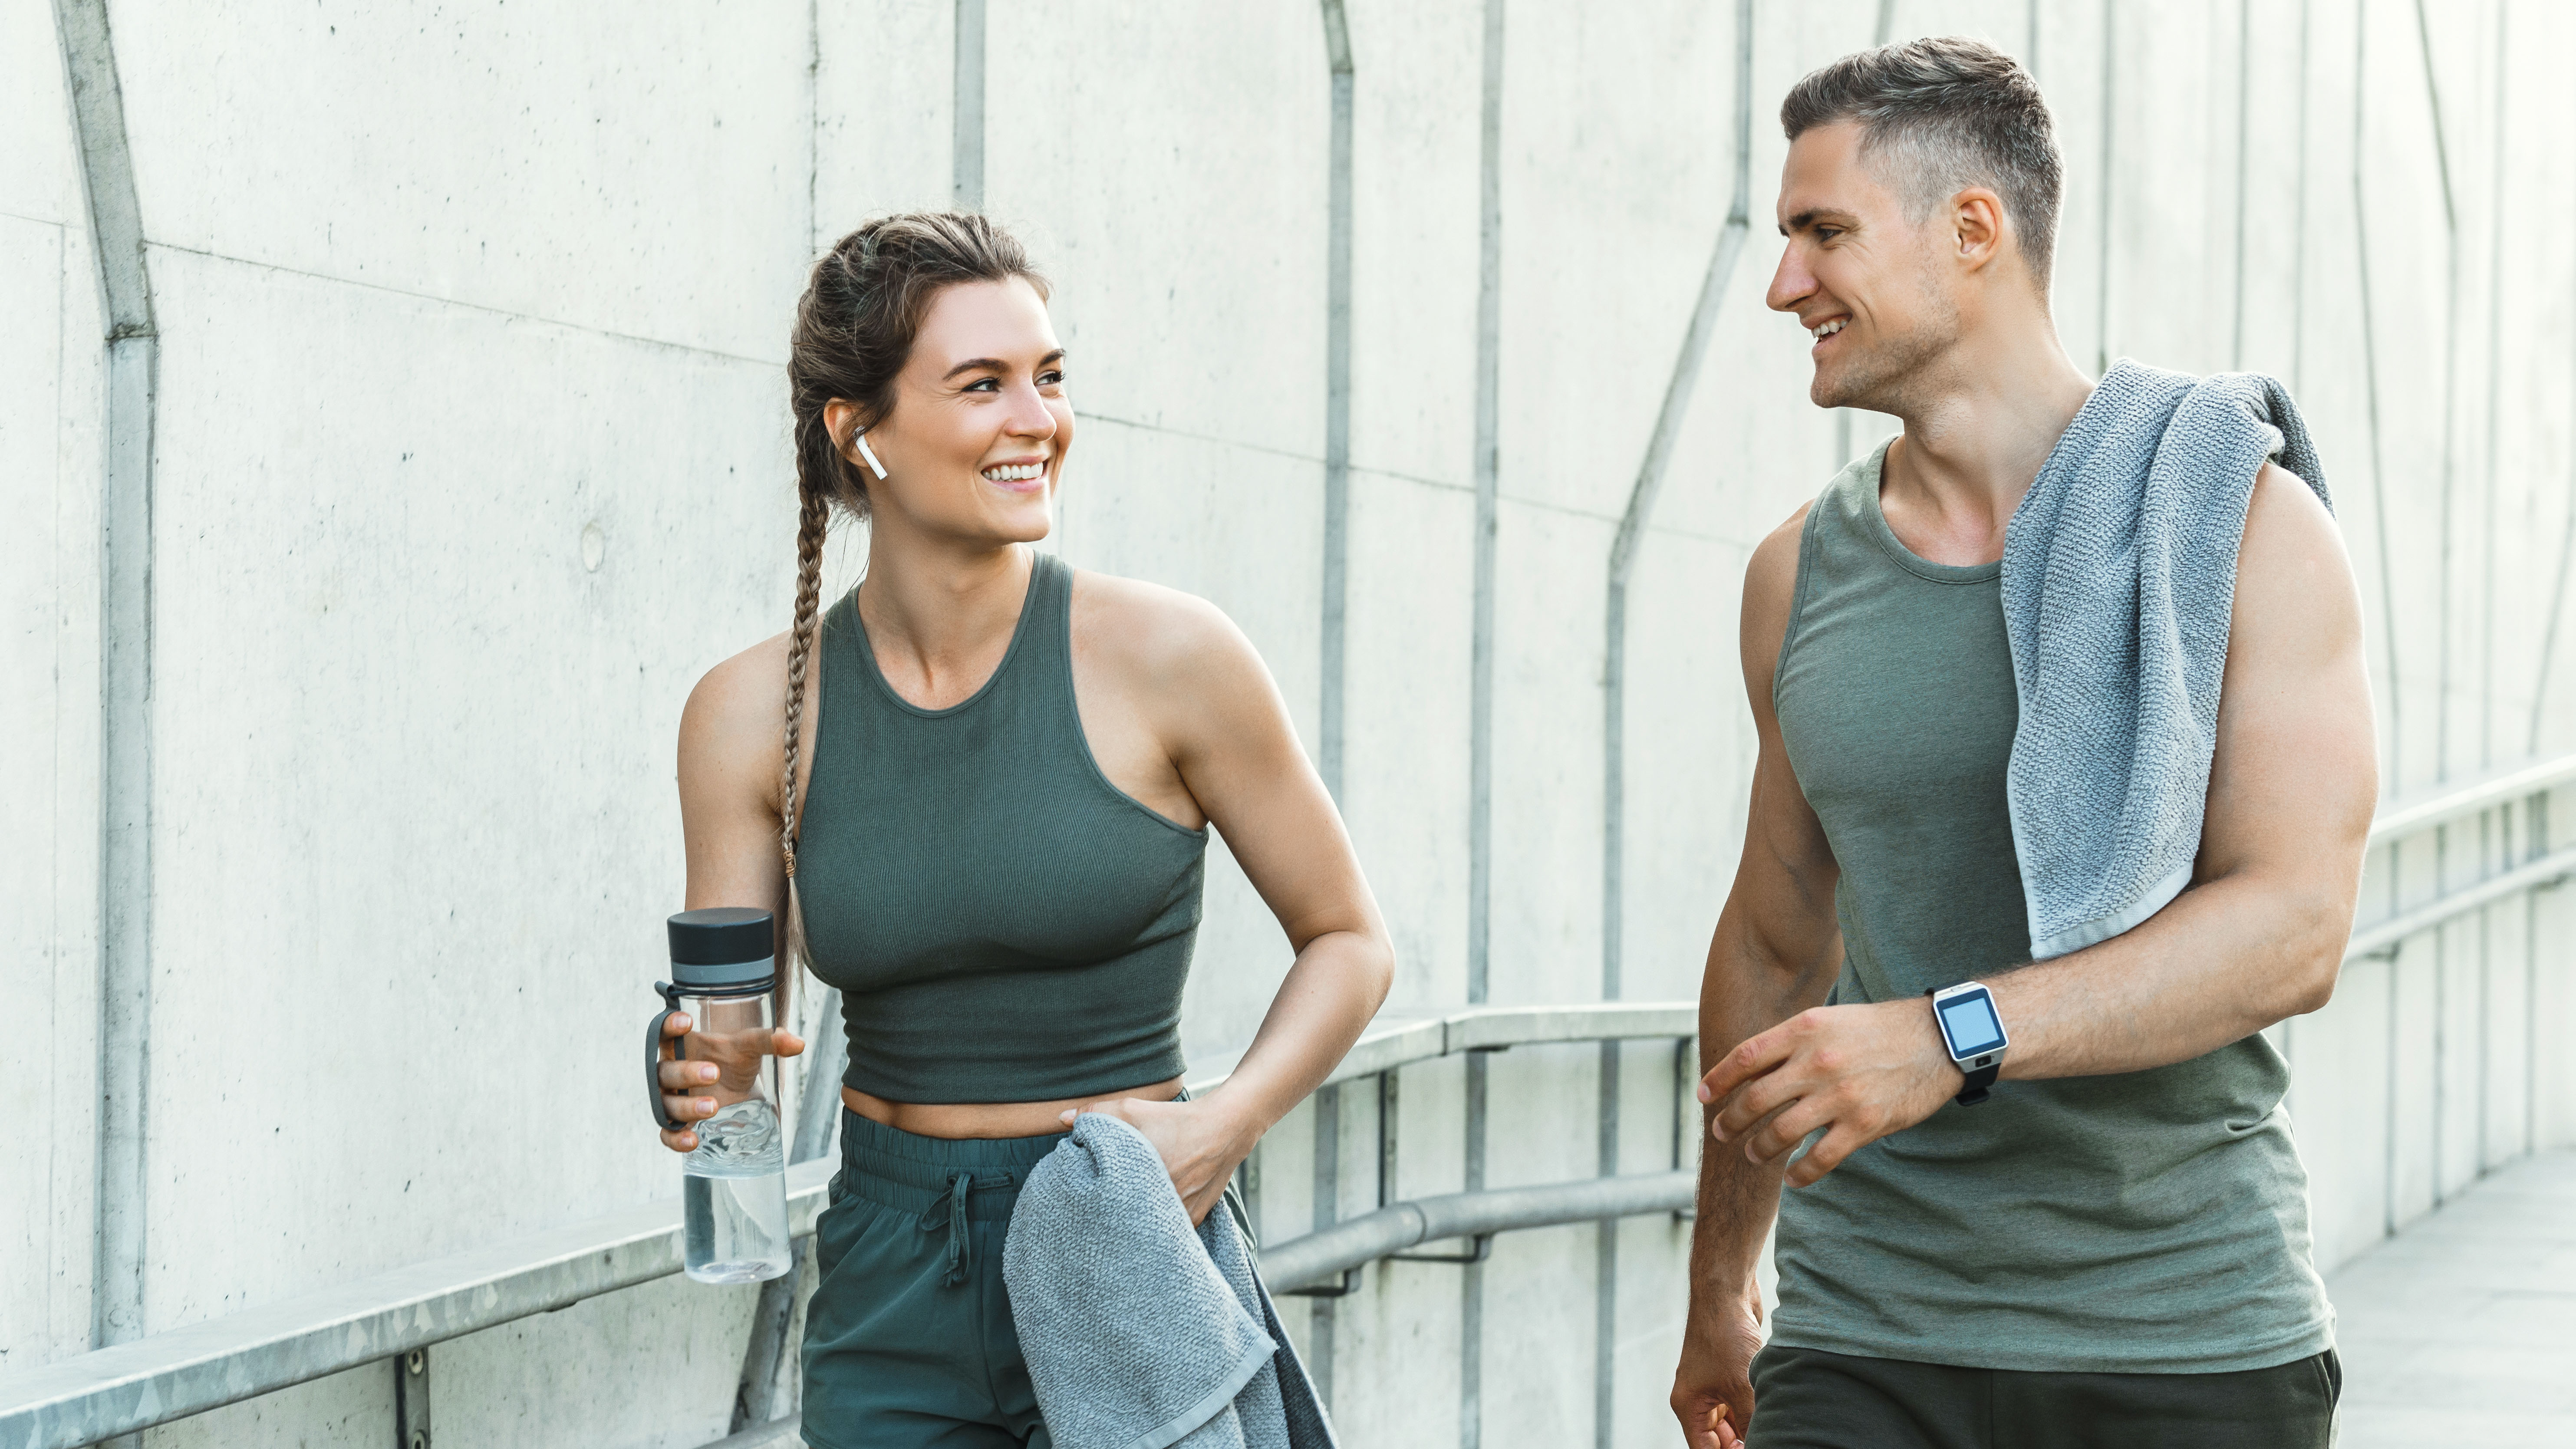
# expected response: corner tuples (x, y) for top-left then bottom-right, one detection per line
(840, 1076), (1184, 1139)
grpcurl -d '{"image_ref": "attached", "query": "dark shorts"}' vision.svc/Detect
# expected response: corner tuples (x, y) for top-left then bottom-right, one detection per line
(797, 1109), (1066, 1449)
(1746, 1343), (2341, 1449)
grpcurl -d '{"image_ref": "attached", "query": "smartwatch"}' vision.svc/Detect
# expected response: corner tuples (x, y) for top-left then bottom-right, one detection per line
(1926, 981), (2009, 1107)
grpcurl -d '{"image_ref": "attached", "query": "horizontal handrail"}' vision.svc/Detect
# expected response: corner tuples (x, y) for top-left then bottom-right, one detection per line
(2368, 751), (2576, 845)
(0, 1161), (838, 1449)
(1259, 1171), (1696, 1293)
(2344, 843), (2576, 959)
(1186, 1000), (1697, 1096)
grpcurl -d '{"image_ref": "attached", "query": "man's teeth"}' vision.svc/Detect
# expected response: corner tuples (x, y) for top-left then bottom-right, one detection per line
(982, 462), (1046, 481)
(1812, 319), (1847, 340)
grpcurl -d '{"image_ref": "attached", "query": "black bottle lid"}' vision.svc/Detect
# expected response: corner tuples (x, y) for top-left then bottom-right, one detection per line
(666, 908), (777, 988)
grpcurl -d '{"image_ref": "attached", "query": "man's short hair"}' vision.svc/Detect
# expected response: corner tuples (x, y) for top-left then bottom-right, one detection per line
(1780, 37), (2063, 290)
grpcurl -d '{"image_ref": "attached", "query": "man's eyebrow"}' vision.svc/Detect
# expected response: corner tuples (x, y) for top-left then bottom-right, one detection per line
(942, 349), (1067, 381)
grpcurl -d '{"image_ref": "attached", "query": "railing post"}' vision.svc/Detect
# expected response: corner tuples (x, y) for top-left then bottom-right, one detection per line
(394, 1348), (430, 1449)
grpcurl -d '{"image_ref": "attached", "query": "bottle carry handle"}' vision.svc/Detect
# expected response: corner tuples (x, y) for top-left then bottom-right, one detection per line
(647, 981), (687, 1133)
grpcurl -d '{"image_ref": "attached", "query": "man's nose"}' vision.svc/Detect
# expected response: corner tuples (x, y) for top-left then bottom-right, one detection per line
(1766, 242), (1812, 316)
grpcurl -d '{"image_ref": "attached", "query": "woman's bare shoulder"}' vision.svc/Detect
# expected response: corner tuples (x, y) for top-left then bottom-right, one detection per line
(681, 629), (794, 792)
(1067, 567), (1260, 688)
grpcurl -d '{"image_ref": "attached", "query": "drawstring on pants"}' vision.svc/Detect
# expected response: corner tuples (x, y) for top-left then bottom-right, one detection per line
(921, 1172), (974, 1287)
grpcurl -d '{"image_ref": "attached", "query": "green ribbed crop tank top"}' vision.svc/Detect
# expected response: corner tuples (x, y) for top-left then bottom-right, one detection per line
(794, 551), (1209, 1104)
(1766, 441), (2332, 1374)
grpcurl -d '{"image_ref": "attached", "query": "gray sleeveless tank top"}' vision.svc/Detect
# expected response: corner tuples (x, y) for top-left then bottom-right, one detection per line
(1766, 441), (2332, 1373)
(794, 551), (1209, 1104)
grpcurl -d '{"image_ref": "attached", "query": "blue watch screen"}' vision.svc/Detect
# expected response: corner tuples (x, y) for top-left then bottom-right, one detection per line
(1938, 994), (2005, 1056)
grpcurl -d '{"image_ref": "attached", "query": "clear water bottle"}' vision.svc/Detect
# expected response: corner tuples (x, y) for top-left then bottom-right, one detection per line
(651, 908), (792, 1284)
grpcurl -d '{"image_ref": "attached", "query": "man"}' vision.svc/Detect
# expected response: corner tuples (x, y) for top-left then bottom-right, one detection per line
(1668, 38), (2370, 1449)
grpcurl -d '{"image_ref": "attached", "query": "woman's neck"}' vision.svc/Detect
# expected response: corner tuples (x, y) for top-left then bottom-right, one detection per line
(854, 529), (1034, 701)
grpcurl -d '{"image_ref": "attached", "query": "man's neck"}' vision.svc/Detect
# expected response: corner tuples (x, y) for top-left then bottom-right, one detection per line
(1879, 316), (2095, 567)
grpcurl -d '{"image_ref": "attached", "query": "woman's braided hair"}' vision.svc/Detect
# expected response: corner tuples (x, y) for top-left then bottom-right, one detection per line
(780, 214), (1045, 881)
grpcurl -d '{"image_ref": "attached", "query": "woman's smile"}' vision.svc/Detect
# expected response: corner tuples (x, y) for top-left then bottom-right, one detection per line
(980, 456), (1051, 491)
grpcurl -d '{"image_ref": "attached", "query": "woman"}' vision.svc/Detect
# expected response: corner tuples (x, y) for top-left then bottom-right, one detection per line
(655, 212), (1393, 1449)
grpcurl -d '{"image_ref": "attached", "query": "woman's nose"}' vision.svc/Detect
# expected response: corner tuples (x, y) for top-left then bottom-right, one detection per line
(1004, 384), (1057, 438)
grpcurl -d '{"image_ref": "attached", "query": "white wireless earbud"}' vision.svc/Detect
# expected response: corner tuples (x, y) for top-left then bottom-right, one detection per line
(853, 428), (888, 481)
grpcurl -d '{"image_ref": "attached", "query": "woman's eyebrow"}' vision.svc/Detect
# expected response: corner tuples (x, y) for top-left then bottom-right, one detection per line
(941, 348), (1067, 381)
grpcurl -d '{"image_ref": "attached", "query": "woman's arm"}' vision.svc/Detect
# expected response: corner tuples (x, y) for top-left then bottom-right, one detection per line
(659, 632), (809, 1153)
(1062, 580), (1396, 1223)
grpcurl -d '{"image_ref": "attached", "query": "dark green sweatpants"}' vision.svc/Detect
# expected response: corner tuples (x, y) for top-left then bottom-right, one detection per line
(1747, 1344), (2340, 1449)
(797, 1110), (1065, 1449)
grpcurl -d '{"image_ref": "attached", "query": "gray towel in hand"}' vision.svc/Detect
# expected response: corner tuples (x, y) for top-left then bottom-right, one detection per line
(1005, 1113), (1335, 1449)
(2002, 359), (2331, 958)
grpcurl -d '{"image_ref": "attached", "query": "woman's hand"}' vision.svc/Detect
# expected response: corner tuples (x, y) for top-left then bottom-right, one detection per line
(1059, 1094), (1254, 1225)
(654, 1010), (806, 1154)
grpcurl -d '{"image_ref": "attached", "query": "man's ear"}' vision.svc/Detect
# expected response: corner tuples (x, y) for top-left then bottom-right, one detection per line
(1951, 188), (2007, 273)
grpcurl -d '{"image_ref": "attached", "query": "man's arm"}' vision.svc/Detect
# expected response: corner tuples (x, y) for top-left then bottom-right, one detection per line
(1704, 464), (2377, 1184)
(1670, 507), (1845, 1449)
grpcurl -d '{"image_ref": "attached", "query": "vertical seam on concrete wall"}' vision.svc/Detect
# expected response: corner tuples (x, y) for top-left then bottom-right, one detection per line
(1468, 0), (1502, 1013)
(2352, 0), (2408, 1239)
(2291, 0), (2313, 393)
(953, 0), (986, 210)
(2094, 0), (2114, 375)
(53, 0), (157, 1357)
(2479, 1), (2507, 771)
(2280, 0), (2313, 1104)
(2354, 3), (2401, 792)
(1593, 7), (1749, 1438)
(2417, 0), (2461, 1208)
(1464, 4), (1505, 1436)
(805, 0), (820, 257)
(1320, 0), (1354, 801)
(1304, 3), (1356, 1408)
(2230, 0), (2251, 369)
(2415, 0), (2460, 788)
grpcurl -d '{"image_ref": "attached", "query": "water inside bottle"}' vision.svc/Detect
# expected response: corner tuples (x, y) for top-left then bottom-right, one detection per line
(683, 1098), (791, 1284)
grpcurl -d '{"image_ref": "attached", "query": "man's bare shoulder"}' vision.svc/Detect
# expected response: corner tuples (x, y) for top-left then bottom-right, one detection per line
(1742, 501), (1816, 662)
(1746, 503), (1813, 602)
(2241, 461), (2338, 556)
(2233, 462), (2359, 652)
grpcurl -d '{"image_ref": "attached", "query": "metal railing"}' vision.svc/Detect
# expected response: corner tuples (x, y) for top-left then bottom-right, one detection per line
(1192, 1001), (1703, 1295)
(7, 754), (2573, 1449)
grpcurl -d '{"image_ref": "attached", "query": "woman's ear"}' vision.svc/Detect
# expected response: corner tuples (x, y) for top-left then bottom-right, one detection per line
(822, 398), (887, 480)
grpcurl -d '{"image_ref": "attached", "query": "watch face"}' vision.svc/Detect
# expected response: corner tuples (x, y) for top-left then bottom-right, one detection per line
(1937, 991), (2006, 1057)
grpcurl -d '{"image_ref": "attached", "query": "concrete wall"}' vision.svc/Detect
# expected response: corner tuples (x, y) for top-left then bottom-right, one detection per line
(10, 1), (2576, 1446)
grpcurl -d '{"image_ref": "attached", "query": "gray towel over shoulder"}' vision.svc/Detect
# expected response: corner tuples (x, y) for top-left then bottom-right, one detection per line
(1004, 1113), (1335, 1449)
(2002, 359), (2331, 959)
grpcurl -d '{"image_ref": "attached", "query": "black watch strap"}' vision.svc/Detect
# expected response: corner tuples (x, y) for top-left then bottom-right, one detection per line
(1953, 1062), (1999, 1107)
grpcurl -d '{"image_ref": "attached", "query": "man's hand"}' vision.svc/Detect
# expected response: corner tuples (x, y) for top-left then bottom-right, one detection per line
(1698, 998), (1959, 1187)
(1670, 1282), (1763, 1449)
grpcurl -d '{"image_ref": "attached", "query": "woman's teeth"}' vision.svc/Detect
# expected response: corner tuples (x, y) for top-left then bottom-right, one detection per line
(982, 462), (1046, 482)
(1812, 319), (1847, 340)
